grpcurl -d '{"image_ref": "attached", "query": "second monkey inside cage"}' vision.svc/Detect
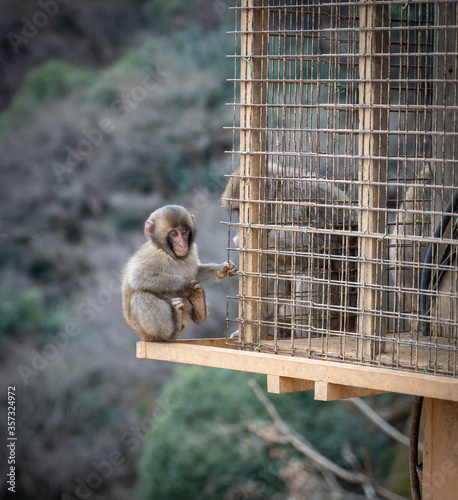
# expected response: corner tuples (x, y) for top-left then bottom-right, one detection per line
(224, 0), (458, 377)
(223, 163), (358, 339)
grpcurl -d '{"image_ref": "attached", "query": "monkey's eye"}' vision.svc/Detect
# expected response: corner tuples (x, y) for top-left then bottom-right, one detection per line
(170, 230), (178, 238)
(182, 228), (189, 236)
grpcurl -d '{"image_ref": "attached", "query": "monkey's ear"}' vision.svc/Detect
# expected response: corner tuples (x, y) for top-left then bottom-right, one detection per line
(191, 214), (196, 229)
(144, 220), (154, 238)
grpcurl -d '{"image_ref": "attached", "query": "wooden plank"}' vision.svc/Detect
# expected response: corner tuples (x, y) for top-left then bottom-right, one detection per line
(422, 398), (458, 499)
(314, 381), (387, 402)
(267, 375), (314, 394)
(136, 341), (458, 402)
(176, 338), (230, 348)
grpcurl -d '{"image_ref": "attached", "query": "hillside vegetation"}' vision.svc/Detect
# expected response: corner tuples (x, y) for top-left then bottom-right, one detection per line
(0, 4), (237, 499)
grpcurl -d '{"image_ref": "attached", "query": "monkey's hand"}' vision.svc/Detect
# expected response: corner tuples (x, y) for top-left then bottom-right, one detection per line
(218, 261), (238, 279)
(196, 262), (237, 283)
(180, 279), (199, 296)
(172, 297), (185, 312)
(190, 282), (204, 298)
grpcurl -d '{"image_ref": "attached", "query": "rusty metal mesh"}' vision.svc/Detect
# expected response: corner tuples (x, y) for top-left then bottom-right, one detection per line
(224, 0), (458, 377)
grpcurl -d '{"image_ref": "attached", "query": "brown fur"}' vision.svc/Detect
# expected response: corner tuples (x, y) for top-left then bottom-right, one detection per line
(122, 205), (237, 341)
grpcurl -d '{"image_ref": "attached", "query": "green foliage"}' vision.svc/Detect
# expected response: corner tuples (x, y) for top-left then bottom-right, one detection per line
(86, 75), (120, 108)
(136, 368), (281, 500)
(90, 26), (232, 196)
(111, 25), (233, 81)
(161, 158), (196, 194)
(86, 48), (152, 107)
(145, 0), (190, 31)
(108, 204), (150, 231)
(136, 367), (396, 500)
(86, 39), (161, 108)
(0, 233), (91, 297)
(22, 60), (93, 102)
(0, 60), (93, 137)
(0, 284), (67, 337)
(169, 24), (234, 76)
(86, 25), (232, 197)
(113, 168), (157, 195)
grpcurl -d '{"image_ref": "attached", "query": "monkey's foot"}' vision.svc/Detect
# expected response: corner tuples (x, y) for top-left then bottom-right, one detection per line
(171, 297), (185, 337)
(189, 284), (207, 322)
(218, 261), (238, 278)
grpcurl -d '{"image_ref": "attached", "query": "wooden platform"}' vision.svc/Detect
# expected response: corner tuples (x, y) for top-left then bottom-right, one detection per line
(136, 338), (458, 401)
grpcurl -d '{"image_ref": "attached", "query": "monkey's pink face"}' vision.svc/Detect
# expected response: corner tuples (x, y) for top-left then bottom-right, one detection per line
(169, 227), (190, 257)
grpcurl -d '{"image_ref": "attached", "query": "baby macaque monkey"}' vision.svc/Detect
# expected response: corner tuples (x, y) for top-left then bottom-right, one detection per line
(122, 205), (237, 341)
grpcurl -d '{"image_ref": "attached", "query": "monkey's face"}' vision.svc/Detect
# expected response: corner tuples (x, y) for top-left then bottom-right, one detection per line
(167, 226), (191, 258)
(145, 205), (195, 258)
(222, 176), (241, 248)
(221, 171), (240, 215)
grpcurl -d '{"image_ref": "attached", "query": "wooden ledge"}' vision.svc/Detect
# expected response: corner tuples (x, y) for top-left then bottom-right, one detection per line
(136, 339), (458, 402)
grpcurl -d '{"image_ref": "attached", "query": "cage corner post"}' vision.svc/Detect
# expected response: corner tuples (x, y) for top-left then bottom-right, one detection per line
(357, 0), (389, 361)
(238, 0), (269, 345)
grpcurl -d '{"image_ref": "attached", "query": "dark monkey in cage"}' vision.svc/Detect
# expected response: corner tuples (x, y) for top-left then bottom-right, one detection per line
(122, 205), (237, 341)
(222, 167), (355, 263)
(388, 164), (458, 337)
(222, 167), (357, 335)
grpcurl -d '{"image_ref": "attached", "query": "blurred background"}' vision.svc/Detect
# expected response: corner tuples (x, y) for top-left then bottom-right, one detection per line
(0, 1), (414, 498)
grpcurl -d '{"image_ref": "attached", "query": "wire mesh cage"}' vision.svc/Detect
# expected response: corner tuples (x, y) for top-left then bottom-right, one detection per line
(224, 0), (458, 377)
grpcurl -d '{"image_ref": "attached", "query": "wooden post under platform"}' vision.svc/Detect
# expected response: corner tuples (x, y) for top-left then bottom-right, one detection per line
(422, 398), (458, 500)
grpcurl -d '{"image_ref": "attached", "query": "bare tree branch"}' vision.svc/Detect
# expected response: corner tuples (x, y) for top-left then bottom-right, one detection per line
(348, 398), (423, 452)
(246, 377), (407, 500)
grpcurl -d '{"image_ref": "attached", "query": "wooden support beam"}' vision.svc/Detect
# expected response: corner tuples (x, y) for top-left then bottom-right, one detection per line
(422, 398), (458, 500)
(266, 376), (386, 399)
(314, 381), (386, 402)
(267, 375), (314, 394)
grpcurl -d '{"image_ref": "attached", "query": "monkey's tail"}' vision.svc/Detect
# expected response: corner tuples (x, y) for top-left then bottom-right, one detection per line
(420, 189), (458, 336)
(409, 396), (423, 500)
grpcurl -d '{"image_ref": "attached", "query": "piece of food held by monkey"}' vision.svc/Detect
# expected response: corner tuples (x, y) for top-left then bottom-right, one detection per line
(122, 205), (237, 341)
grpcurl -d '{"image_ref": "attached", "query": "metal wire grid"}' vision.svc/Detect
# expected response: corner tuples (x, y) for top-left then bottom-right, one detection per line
(224, 0), (458, 377)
